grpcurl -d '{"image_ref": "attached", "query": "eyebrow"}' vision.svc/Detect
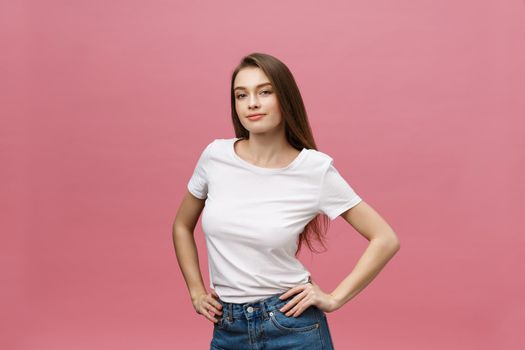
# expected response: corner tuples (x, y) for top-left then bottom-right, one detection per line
(233, 82), (272, 91)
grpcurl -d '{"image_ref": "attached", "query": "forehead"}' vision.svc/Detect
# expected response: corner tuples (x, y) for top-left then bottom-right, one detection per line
(234, 67), (271, 89)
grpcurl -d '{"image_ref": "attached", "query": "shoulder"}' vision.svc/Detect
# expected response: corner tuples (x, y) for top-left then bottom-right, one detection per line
(304, 148), (334, 169)
(198, 137), (235, 159)
(210, 137), (236, 146)
(306, 148), (333, 161)
(206, 137), (235, 152)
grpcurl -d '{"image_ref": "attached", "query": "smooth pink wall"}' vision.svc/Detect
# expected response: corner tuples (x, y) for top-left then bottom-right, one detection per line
(2, 1), (524, 349)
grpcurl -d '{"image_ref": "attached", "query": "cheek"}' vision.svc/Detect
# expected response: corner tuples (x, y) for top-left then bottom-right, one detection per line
(235, 102), (244, 115)
(268, 97), (280, 110)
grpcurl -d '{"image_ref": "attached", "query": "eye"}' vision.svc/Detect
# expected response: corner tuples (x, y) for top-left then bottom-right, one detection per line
(235, 90), (272, 99)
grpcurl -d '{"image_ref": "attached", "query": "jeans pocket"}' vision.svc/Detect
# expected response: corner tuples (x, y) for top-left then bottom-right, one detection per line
(268, 306), (320, 333)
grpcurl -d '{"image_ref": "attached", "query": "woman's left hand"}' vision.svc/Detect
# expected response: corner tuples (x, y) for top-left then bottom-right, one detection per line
(278, 278), (341, 317)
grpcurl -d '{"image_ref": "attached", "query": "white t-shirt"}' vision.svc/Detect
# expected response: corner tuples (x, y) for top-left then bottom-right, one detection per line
(187, 137), (362, 303)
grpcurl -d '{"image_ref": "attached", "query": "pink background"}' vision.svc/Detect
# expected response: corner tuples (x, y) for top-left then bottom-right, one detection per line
(2, 1), (524, 349)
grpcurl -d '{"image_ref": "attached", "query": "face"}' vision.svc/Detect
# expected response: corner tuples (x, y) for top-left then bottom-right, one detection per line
(233, 67), (283, 135)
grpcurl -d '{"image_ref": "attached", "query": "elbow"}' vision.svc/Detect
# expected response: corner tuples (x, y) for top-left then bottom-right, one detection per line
(372, 234), (400, 253)
(389, 233), (400, 252)
(382, 231), (400, 252)
(391, 238), (400, 252)
(380, 238), (400, 258)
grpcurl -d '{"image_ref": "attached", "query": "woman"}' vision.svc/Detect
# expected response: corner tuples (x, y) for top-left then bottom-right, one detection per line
(173, 52), (400, 350)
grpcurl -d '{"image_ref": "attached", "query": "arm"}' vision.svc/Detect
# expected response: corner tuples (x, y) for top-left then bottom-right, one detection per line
(279, 200), (400, 316)
(172, 190), (223, 323)
(329, 200), (400, 309)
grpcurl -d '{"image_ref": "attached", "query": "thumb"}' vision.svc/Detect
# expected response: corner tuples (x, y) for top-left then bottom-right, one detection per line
(210, 289), (219, 298)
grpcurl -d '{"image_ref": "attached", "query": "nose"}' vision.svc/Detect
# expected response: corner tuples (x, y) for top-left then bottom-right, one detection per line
(248, 94), (260, 109)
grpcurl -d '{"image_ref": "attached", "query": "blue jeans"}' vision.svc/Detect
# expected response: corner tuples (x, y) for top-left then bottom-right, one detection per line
(210, 292), (335, 349)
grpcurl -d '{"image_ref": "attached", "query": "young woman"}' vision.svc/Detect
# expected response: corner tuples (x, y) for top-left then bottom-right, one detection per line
(173, 52), (400, 350)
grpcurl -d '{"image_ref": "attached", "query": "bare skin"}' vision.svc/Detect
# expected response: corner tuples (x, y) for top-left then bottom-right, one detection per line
(172, 191), (223, 323)
(233, 138), (301, 169)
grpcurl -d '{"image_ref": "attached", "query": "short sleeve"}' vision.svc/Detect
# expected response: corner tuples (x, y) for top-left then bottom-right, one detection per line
(187, 141), (214, 199)
(317, 161), (362, 220)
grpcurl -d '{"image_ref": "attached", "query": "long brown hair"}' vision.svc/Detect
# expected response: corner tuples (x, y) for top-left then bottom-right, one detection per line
(230, 52), (331, 256)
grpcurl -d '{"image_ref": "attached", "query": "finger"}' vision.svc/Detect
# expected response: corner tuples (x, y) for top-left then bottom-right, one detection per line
(280, 291), (303, 313)
(288, 297), (311, 317)
(210, 290), (221, 303)
(209, 306), (222, 315)
(207, 297), (223, 313)
(208, 313), (219, 323)
(208, 291), (222, 307)
(279, 286), (299, 300)
(207, 298), (223, 314)
(203, 306), (219, 323)
(281, 289), (308, 314)
(289, 303), (307, 317)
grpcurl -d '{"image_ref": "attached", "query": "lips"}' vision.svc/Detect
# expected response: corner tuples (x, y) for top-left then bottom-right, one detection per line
(247, 114), (265, 121)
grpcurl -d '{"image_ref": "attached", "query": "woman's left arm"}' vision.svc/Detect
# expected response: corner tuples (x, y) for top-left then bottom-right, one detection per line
(279, 200), (400, 316)
(328, 200), (400, 309)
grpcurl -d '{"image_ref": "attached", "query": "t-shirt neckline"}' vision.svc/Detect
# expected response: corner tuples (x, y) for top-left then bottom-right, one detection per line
(231, 137), (307, 173)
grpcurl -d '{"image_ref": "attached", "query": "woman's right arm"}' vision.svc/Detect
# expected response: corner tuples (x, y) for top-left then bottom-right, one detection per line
(172, 190), (223, 323)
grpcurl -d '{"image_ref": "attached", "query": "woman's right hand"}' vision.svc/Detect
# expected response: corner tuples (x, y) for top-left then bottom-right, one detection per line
(192, 289), (223, 323)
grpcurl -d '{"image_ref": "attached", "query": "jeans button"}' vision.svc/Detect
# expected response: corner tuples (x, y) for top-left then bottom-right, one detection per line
(247, 306), (254, 313)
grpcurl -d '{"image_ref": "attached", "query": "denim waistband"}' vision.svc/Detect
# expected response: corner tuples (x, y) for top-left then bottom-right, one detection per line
(217, 276), (313, 322)
(218, 292), (296, 322)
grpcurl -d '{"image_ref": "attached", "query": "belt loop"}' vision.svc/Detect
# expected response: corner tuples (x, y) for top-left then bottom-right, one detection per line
(261, 298), (270, 320)
(228, 302), (233, 322)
